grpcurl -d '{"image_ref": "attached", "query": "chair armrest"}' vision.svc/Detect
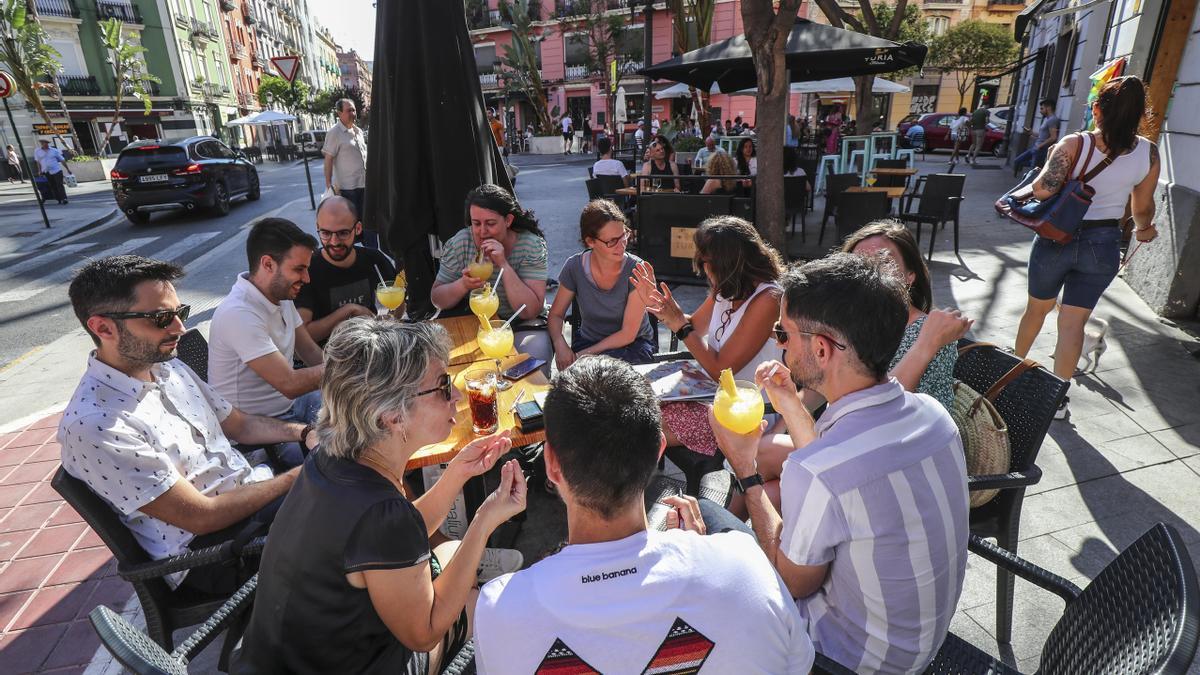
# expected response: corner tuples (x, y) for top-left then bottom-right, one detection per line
(968, 465), (1042, 491)
(174, 574), (259, 661)
(116, 536), (267, 582)
(968, 534), (1082, 603)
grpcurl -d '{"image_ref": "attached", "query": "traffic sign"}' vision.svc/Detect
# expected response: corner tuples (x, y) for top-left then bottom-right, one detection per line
(271, 56), (301, 83)
(0, 71), (16, 99)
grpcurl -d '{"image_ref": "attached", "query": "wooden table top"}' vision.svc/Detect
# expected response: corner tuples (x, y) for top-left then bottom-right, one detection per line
(614, 187), (638, 196)
(439, 314), (499, 366)
(870, 167), (918, 176)
(846, 185), (907, 199)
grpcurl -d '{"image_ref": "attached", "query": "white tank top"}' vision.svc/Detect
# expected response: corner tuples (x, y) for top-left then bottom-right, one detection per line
(1077, 132), (1152, 221)
(706, 282), (783, 382)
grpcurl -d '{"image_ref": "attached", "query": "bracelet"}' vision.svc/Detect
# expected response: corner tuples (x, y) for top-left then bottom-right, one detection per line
(299, 423), (314, 449)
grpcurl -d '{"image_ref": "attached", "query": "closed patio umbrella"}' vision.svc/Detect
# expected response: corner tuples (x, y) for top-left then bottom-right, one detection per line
(640, 19), (927, 92)
(366, 0), (512, 315)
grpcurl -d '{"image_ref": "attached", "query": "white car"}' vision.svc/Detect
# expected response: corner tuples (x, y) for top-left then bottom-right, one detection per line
(988, 106), (1013, 129)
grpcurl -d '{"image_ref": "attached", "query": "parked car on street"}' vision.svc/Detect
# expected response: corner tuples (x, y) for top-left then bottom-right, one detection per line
(297, 130), (326, 159)
(988, 106), (1013, 129)
(897, 113), (1006, 156)
(110, 136), (260, 224)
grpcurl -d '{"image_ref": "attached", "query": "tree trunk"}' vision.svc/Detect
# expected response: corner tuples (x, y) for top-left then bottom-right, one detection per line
(854, 74), (875, 132)
(100, 74), (126, 156)
(742, 0), (802, 252)
(49, 84), (83, 153)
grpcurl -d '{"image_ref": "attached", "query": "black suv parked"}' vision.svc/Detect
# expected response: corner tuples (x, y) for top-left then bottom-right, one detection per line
(110, 136), (260, 224)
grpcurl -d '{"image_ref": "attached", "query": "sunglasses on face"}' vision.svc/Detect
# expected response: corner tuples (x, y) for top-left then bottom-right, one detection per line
(414, 373), (453, 402)
(772, 321), (847, 351)
(100, 304), (191, 329)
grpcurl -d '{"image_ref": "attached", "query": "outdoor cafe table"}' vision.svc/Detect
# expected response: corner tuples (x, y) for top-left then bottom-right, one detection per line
(846, 185), (907, 200)
(405, 316), (550, 470)
(870, 167), (918, 177)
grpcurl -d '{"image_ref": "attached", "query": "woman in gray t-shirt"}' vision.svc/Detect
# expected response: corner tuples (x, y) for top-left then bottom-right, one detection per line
(548, 200), (655, 370)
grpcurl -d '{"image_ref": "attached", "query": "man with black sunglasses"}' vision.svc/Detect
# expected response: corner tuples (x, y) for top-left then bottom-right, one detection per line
(60, 255), (314, 596)
(296, 196), (398, 344)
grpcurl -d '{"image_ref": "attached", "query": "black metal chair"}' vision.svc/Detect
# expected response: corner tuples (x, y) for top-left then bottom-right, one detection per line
(955, 339), (1070, 644)
(595, 174), (627, 201)
(834, 190), (889, 244)
(585, 177), (604, 200)
(872, 158), (910, 190)
(819, 173), (862, 246)
(815, 524), (1199, 675)
(784, 175), (809, 241)
(897, 173), (966, 260)
(52, 468), (266, 667)
(177, 328), (209, 382)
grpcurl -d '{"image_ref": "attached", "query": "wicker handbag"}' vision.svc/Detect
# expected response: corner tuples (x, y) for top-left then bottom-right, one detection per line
(950, 345), (1036, 508)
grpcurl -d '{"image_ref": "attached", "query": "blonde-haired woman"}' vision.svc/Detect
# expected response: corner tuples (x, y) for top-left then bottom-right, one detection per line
(241, 318), (527, 674)
(700, 152), (742, 195)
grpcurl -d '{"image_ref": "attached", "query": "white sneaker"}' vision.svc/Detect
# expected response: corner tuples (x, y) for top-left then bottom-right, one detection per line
(478, 547), (523, 583)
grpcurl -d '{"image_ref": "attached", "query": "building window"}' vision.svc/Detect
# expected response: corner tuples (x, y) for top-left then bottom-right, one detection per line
(474, 44), (497, 74)
(929, 16), (949, 36)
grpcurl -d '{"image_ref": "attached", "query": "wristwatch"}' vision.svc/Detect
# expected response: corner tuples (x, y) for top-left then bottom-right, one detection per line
(735, 472), (765, 494)
(673, 321), (695, 342)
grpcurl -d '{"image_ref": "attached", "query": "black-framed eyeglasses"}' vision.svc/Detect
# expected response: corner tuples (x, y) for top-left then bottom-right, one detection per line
(317, 228), (355, 241)
(597, 227), (632, 249)
(414, 373), (453, 402)
(772, 321), (847, 351)
(99, 304), (191, 329)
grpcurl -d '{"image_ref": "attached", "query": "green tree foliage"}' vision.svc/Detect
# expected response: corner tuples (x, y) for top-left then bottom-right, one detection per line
(0, 0), (72, 148)
(571, 0), (641, 130)
(311, 85), (369, 128)
(496, 0), (554, 135)
(257, 73), (310, 114)
(928, 20), (1018, 107)
(97, 18), (161, 153)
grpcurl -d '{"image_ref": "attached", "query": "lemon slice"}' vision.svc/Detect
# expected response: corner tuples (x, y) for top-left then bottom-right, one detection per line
(477, 313), (492, 332)
(394, 270), (407, 287)
(719, 368), (736, 396)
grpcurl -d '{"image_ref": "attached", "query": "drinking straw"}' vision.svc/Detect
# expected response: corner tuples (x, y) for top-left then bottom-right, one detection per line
(492, 267), (504, 294)
(375, 265), (388, 286)
(499, 304), (527, 331)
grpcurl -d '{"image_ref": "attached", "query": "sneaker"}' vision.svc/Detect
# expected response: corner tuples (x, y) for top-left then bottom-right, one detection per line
(1053, 396), (1070, 420)
(478, 547), (523, 583)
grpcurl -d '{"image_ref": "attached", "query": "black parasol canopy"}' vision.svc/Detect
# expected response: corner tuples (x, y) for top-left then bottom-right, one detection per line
(640, 19), (927, 93)
(365, 0), (513, 315)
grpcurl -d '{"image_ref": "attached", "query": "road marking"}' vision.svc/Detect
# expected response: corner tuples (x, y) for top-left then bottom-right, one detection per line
(150, 231), (223, 264)
(0, 243), (93, 282)
(0, 237), (157, 303)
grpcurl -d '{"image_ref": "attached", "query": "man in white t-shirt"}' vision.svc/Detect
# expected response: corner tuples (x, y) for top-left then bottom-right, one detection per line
(590, 137), (629, 187)
(209, 218), (326, 425)
(474, 356), (814, 674)
(562, 113), (574, 154)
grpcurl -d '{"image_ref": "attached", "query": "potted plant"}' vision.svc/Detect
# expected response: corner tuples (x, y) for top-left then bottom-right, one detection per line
(672, 135), (704, 166)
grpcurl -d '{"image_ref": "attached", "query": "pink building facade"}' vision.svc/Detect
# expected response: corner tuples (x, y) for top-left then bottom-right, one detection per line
(469, 0), (809, 136)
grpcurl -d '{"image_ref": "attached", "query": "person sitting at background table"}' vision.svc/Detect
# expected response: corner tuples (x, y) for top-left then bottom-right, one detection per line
(548, 200), (655, 370)
(736, 138), (757, 176)
(430, 184), (552, 366)
(699, 153), (743, 196)
(239, 319), (527, 674)
(630, 216), (782, 457)
(639, 135), (681, 192)
(692, 135), (723, 173)
(591, 137), (629, 187)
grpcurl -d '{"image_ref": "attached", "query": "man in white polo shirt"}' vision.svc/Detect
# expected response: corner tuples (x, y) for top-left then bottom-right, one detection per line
(209, 218), (325, 425)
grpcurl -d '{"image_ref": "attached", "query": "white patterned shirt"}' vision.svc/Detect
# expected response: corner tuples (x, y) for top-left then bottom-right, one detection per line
(58, 354), (273, 585)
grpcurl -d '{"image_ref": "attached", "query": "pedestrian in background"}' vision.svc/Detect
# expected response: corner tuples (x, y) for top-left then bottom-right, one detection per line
(6, 144), (23, 183)
(1013, 99), (1060, 176)
(33, 138), (70, 204)
(966, 97), (990, 164)
(322, 98), (373, 248)
(948, 107), (970, 166)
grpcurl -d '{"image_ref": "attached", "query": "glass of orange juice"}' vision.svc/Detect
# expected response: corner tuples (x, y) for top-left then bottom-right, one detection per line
(376, 282), (406, 316)
(469, 287), (499, 320)
(467, 253), (494, 282)
(477, 319), (515, 391)
(713, 370), (764, 434)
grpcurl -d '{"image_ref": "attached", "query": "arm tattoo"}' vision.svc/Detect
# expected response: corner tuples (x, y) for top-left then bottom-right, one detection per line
(1149, 142), (1159, 168)
(1039, 145), (1072, 193)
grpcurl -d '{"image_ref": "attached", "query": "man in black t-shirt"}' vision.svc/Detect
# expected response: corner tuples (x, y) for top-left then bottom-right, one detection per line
(297, 196), (398, 343)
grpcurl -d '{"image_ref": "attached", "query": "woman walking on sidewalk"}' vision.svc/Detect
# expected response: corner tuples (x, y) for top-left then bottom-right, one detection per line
(5, 145), (23, 183)
(1013, 76), (1160, 419)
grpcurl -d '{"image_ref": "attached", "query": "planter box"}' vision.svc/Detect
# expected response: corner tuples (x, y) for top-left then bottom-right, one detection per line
(70, 158), (118, 184)
(527, 135), (568, 155)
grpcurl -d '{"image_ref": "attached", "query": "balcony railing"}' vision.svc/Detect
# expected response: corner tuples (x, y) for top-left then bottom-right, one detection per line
(34, 0), (79, 18)
(121, 80), (162, 96)
(255, 54), (270, 70)
(96, 0), (141, 22)
(219, 0), (235, 10)
(244, 4), (258, 23)
(42, 75), (100, 96)
(189, 18), (220, 40)
(467, 9), (500, 30)
(988, 0), (1024, 5)
(565, 64), (589, 79)
(238, 90), (255, 107)
(554, 0), (629, 17)
(479, 72), (498, 86)
(228, 39), (248, 59)
(499, 0), (543, 22)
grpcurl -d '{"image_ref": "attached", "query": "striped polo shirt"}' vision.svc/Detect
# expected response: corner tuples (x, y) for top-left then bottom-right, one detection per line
(435, 228), (548, 316)
(779, 379), (968, 674)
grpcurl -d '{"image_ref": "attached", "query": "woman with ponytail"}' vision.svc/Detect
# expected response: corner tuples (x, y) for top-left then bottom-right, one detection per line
(432, 184), (552, 364)
(1014, 76), (1160, 419)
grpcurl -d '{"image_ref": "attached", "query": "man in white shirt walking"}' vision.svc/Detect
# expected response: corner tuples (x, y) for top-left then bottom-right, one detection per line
(33, 138), (71, 204)
(60, 255), (313, 594)
(209, 218), (325, 425)
(474, 356), (814, 674)
(322, 99), (373, 247)
(561, 113), (574, 154)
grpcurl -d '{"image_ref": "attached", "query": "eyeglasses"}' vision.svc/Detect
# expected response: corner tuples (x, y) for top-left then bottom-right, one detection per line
(317, 228), (355, 241)
(772, 322), (847, 351)
(414, 373), (453, 402)
(99, 305), (191, 329)
(596, 228), (632, 249)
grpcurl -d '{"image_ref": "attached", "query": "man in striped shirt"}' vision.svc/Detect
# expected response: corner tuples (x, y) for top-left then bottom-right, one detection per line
(713, 253), (969, 674)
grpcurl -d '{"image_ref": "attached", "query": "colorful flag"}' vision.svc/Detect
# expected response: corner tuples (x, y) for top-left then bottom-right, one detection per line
(1085, 57), (1126, 130)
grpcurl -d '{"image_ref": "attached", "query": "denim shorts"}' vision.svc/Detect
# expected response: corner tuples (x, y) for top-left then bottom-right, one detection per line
(1027, 222), (1122, 310)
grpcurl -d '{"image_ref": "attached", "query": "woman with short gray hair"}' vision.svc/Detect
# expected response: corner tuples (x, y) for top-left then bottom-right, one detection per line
(240, 317), (527, 674)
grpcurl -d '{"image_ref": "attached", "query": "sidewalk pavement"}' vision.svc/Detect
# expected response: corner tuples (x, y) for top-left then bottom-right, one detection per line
(0, 181), (119, 259)
(0, 152), (1198, 672)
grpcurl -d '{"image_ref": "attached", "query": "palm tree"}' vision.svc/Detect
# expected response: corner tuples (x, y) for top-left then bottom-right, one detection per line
(97, 18), (160, 155)
(0, 0), (74, 150)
